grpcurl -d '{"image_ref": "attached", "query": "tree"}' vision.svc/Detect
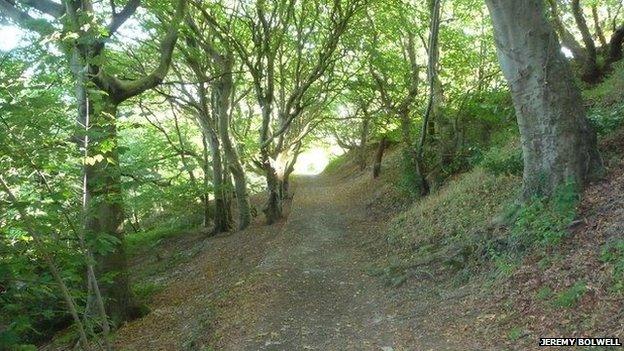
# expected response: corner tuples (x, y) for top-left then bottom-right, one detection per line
(0, 0), (187, 324)
(184, 8), (252, 231)
(366, 1), (424, 186)
(546, 0), (624, 82)
(571, 0), (601, 83)
(486, 0), (603, 199)
(417, 0), (443, 195)
(210, 0), (364, 224)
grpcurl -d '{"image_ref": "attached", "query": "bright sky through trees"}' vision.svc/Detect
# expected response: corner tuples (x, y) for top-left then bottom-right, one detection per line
(0, 25), (24, 51)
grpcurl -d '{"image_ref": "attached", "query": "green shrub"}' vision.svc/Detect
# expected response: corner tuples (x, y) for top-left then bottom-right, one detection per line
(479, 143), (523, 176)
(323, 153), (348, 174)
(125, 225), (190, 256)
(584, 62), (624, 106)
(553, 281), (587, 308)
(133, 282), (164, 304)
(536, 286), (553, 301)
(509, 182), (579, 250)
(396, 150), (424, 199)
(587, 102), (624, 136)
(600, 238), (624, 293)
(583, 62), (624, 135)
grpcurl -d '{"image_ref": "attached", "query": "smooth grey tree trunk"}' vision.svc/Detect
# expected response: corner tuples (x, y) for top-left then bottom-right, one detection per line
(206, 129), (232, 234)
(358, 114), (370, 171)
(213, 58), (252, 231)
(373, 137), (388, 179)
(201, 135), (212, 228)
(83, 97), (139, 325)
(486, 0), (602, 199)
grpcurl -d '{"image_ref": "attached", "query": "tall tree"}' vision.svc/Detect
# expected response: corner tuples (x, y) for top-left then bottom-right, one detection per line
(0, 0), (187, 324)
(486, 0), (602, 199)
(546, 0), (587, 62)
(185, 8), (253, 231)
(571, 0), (601, 83)
(212, 0), (363, 224)
(366, 2), (424, 186)
(416, 0), (443, 195)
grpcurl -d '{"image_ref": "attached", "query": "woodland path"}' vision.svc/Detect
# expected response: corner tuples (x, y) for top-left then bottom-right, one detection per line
(232, 176), (404, 350)
(115, 174), (470, 351)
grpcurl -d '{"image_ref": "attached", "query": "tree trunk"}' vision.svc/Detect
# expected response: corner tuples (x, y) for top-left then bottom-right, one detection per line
(373, 137), (388, 179)
(227, 152), (251, 230)
(486, 0), (603, 200)
(201, 135), (211, 228)
(206, 130), (232, 234)
(262, 153), (283, 224)
(358, 114), (370, 171)
(280, 147), (300, 200)
(258, 91), (283, 224)
(592, 5), (607, 47)
(223, 164), (234, 226)
(213, 58), (252, 230)
(415, 0), (442, 196)
(606, 25), (624, 67)
(572, 0), (601, 83)
(546, 0), (587, 61)
(84, 97), (139, 325)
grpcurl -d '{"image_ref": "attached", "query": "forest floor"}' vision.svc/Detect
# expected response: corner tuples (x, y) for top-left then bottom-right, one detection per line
(114, 171), (489, 350)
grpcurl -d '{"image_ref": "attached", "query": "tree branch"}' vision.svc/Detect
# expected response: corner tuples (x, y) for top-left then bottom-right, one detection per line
(107, 0), (140, 36)
(0, 0), (55, 34)
(19, 0), (63, 17)
(93, 0), (187, 103)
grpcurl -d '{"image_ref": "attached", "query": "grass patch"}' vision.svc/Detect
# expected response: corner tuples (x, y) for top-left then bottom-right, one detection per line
(385, 162), (580, 281)
(536, 286), (553, 301)
(489, 253), (519, 279)
(507, 182), (580, 250)
(584, 62), (624, 107)
(584, 62), (624, 135)
(385, 167), (521, 281)
(507, 327), (525, 341)
(600, 238), (624, 293)
(125, 225), (190, 256)
(133, 281), (164, 304)
(388, 167), (520, 251)
(323, 153), (350, 174)
(553, 281), (587, 308)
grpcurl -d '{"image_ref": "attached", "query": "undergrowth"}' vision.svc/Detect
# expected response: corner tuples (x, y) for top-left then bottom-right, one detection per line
(552, 281), (587, 308)
(506, 182), (580, 250)
(385, 167), (521, 282)
(585, 62), (624, 135)
(385, 164), (582, 282)
(600, 238), (624, 294)
(125, 224), (192, 256)
(323, 154), (348, 174)
(396, 150), (425, 199)
(478, 141), (523, 176)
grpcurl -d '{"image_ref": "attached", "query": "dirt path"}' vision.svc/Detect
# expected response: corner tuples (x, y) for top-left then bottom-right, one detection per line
(116, 174), (469, 350)
(232, 176), (403, 350)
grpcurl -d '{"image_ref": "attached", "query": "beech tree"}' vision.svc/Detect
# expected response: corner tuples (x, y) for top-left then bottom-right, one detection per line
(207, 0), (364, 224)
(486, 0), (603, 199)
(0, 0), (187, 324)
(547, 0), (624, 82)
